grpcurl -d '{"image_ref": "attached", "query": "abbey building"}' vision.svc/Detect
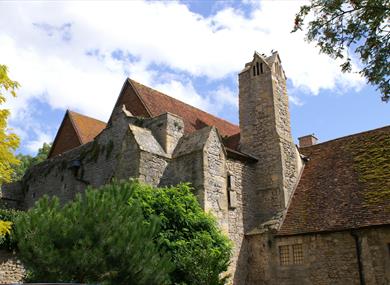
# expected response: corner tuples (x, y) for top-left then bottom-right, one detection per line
(1, 51), (389, 284)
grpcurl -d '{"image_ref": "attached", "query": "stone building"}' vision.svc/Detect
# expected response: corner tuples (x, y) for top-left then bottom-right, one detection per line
(1, 51), (389, 284)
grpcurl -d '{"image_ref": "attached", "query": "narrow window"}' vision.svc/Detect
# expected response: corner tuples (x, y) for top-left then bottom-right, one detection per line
(253, 65), (256, 76)
(260, 63), (264, 74)
(292, 244), (303, 264)
(279, 245), (290, 265)
(256, 62), (260, 75)
(227, 174), (237, 209)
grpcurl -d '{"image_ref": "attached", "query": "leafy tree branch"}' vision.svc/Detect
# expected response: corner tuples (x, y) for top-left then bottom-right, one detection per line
(293, 0), (390, 102)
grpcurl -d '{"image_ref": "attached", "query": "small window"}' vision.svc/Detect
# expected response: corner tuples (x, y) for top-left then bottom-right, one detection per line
(279, 243), (303, 265)
(256, 62), (260, 76)
(253, 65), (256, 76)
(279, 245), (290, 265)
(260, 63), (263, 74)
(227, 174), (237, 209)
(293, 244), (303, 264)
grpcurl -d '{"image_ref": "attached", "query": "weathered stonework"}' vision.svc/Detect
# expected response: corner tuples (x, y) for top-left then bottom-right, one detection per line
(226, 159), (255, 284)
(238, 52), (300, 228)
(246, 226), (390, 285)
(0, 250), (25, 284)
(1, 51), (388, 285)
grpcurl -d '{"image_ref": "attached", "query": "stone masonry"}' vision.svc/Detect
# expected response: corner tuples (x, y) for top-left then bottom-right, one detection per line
(0, 250), (25, 284)
(1, 51), (389, 285)
(238, 52), (301, 227)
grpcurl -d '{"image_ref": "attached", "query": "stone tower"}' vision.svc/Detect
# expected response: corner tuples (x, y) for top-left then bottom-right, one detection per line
(239, 51), (301, 226)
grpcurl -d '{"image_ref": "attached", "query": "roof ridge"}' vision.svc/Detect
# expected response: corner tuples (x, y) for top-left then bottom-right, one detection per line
(128, 78), (240, 132)
(67, 110), (107, 125)
(301, 125), (390, 149)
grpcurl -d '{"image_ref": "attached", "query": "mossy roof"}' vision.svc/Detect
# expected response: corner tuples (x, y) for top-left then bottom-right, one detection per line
(278, 126), (390, 236)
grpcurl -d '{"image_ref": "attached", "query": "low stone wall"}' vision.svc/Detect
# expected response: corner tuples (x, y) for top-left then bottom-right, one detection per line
(0, 250), (25, 284)
(246, 226), (390, 285)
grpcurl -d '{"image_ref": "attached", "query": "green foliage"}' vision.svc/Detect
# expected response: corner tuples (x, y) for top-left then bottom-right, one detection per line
(0, 208), (21, 250)
(12, 142), (52, 181)
(128, 181), (232, 285)
(14, 182), (173, 284)
(0, 64), (20, 184)
(293, 0), (390, 101)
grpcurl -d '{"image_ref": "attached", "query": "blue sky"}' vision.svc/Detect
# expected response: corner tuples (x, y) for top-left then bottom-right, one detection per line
(0, 0), (388, 155)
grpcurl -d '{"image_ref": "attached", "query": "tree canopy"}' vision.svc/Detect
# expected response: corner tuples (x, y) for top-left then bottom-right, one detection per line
(0, 65), (20, 184)
(12, 142), (51, 181)
(293, 0), (390, 102)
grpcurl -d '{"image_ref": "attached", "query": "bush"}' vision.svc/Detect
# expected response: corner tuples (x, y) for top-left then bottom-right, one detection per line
(14, 180), (232, 285)
(128, 181), (232, 285)
(14, 182), (173, 284)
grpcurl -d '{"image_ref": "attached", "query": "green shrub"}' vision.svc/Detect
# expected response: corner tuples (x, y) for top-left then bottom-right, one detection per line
(14, 180), (232, 285)
(128, 181), (232, 285)
(14, 182), (173, 284)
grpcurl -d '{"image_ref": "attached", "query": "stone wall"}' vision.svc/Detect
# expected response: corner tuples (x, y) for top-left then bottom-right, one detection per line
(19, 112), (133, 209)
(203, 128), (228, 233)
(271, 58), (300, 209)
(0, 250), (25, 284)
(139, 151), (168, 187)
(144, 112), (184, 156)
(0, 181), (24, 210)
(246, 226), (390, 285)
(2, 110), (180, 209)
(226, 159), (255, 285)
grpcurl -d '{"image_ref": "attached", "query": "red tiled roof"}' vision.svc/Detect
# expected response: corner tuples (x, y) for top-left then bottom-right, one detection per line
(278, 126), (390, 236)
(68, 111), (106, 144)
(127, 79), (240, 138)
(48, 110), (106, 158)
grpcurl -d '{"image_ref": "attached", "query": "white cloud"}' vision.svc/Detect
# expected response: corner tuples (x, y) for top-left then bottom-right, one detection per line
(0, 0), (366, 152)
(25, 130), (52, 154)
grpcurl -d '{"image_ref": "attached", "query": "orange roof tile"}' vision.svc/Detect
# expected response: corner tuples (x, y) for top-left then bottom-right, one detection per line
(48, 110), (106, 158)
(128, 79), (240, 138)
(68, 111), (106, 144)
